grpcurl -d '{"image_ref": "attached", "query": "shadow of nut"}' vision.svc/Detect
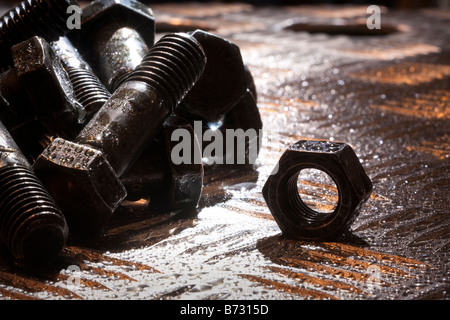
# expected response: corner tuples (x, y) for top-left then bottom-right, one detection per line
(33, 138), (127, 235)
(179, 29), (248, 122)
(70, 0), (155, 50)
(262, 140), (373, 241)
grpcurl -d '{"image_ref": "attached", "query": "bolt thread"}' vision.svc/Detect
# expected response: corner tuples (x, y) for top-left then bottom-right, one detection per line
(0, 0), (78, 69)
(0, 165), (68, 261)
(127, 33), (206, 108)
(66, 66), (111, 120)
(111, 72), (130, 92)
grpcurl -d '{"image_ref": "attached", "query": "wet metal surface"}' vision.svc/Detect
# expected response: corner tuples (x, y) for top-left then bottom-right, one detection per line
(0, 3), (449, 300)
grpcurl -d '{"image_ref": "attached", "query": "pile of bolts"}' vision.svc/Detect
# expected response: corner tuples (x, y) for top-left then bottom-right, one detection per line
(0, 0), (373, 265)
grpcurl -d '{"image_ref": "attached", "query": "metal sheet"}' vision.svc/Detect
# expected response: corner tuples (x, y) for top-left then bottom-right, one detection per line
(0, 3), (448, 300)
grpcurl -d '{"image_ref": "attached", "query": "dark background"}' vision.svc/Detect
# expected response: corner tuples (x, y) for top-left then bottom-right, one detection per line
(1, 0), (449, 9)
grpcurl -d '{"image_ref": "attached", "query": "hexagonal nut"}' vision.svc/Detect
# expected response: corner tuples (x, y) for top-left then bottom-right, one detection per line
(179, 30), (248, 122)
(262, 140), (373, 241)
(11, 36), (83, 137)
(69, 0), (155, 50)
(33, 138), (127, 235)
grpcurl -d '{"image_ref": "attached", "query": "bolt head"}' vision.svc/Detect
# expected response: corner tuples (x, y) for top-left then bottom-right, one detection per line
(11, 36), (82, 136)
(33, 138), (127, 235)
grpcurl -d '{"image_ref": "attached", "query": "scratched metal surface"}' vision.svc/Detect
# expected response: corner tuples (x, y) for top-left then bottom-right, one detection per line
(0, 3), (449, 300)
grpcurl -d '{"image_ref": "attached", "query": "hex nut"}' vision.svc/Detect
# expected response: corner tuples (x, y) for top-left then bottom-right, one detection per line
(262, 140), (373, 240)
(33, 138), (127, 235)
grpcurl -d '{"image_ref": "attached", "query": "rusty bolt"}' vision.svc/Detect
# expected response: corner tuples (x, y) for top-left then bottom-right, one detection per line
(262, 140), (373, 241)
(0, 0), (79, 71)
(121, 117), (204, 211)
(68, 0), (155, 91)
(0, 120), (68, 262)
(33, 33), (206, 235)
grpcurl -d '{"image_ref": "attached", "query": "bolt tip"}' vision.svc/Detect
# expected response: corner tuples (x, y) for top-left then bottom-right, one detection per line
(14, 218), (68, 263)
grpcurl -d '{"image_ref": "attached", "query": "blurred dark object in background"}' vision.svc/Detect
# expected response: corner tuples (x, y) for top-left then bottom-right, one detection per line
(2, 0), (450, 10)
(138, 0), (449, 9)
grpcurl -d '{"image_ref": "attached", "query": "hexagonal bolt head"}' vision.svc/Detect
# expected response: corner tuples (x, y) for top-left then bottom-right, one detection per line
(262, 140), (373, 241)
(178, 30), (248, 123)
(69, 0), (155, 54)
(0, 0), (79, 71)
(33, 138), (126, 235)
(11, 36), (83, 137)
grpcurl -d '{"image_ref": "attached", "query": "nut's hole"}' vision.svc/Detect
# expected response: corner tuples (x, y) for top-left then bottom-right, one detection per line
(297, 168), (339, 214)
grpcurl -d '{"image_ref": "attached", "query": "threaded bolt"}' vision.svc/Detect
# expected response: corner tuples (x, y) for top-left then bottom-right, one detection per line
(96, 27), (150, 92)
(52, 37), (111, 121)
(76, 32), (206, 176)
(0, 0), (79, 70)
(67, 0), (155, 92)
(33, 33), (206, 235)
(127, 33), (206, 108)
(66, 67), (111, 119)
(0, 120), (68, 262)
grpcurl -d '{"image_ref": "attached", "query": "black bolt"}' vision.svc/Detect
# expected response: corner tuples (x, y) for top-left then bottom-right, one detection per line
(95, 27), (150, 92)
(0, 0), (79, 71)
(52, 36), (111, 121)
(77, 32), (206, 176)
(68, 0), (155, 91)
(34, 33), (206, 234)
(0, 120), (68, 262)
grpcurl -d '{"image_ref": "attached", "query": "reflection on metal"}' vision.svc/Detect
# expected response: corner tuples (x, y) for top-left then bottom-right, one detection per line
(0, 3), (449, 300)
